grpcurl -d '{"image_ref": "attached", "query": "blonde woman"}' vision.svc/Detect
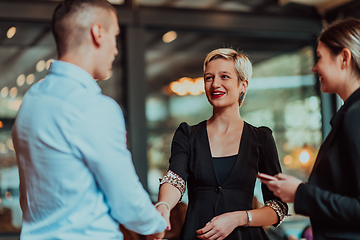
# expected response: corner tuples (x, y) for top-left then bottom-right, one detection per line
(151, 48), (288, 240)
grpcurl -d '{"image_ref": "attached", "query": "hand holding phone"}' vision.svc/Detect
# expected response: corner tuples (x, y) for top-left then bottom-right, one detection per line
(257, 173), (278, 181)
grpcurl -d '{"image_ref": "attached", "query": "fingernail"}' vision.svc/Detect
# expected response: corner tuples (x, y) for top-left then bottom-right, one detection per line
(166, 226), (170, 230)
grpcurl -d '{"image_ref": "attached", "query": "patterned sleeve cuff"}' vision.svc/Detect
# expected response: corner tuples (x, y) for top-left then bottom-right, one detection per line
(160, 170), (186, 201)
(265, 199), (291, 227)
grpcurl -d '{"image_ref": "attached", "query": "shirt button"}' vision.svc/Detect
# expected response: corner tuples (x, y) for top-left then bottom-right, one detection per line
(215, 186), (222, 193)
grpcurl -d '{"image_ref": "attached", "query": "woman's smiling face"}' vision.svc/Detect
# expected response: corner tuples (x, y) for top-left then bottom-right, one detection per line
(204, 58), (245, 108)
(312, 41), (344, 94)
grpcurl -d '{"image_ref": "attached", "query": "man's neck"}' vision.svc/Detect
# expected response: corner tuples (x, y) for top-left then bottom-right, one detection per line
(58, 49), (96, 78)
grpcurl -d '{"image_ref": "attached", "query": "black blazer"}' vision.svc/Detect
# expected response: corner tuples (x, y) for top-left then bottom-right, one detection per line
(169, 121), (287, 240)
(295, 88), (360, 240)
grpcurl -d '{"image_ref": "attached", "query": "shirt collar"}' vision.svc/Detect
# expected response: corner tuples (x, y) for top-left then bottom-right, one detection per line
(330, 87), (360, 127)
(48, 60), (101, 93)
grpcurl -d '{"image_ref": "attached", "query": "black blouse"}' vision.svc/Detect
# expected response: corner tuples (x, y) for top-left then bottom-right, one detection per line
(213, 155), (237, 184)
(165, 120), (288, 240)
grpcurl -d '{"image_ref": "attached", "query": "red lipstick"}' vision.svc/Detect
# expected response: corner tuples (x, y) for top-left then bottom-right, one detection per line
(212, 90), (225, 98)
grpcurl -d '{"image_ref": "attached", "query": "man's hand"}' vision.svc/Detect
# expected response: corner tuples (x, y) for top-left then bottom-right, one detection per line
(260, 173), (302, 203)
(146, 230), (166, 240)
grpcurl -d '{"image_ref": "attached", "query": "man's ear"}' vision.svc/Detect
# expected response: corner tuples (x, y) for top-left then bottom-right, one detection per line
(91, 23), (102, 47)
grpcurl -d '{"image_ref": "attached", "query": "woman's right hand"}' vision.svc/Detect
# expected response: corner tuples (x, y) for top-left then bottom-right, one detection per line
(146, 203), (171, 240)
(156, 203), (171, 230)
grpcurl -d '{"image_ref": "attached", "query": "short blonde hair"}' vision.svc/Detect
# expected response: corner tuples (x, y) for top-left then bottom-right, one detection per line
(204, 48), (252, 82)
(203, 48), (252, 106)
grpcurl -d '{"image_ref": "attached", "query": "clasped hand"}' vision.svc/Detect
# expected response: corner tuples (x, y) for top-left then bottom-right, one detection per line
(146, 204), (170, 240)
(196, 212), (243, 240)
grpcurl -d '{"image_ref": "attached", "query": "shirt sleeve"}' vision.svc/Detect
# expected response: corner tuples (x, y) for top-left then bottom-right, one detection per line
(71, 97), (166, 235)
(258, 127), (289, 227)
(294, 106), (360, 227)
(160, 122), (191, 201)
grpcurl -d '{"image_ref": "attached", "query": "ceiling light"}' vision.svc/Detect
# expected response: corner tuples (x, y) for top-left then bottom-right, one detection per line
(26, 74), (35, 85)
(17, 74), (26, 87)
(169, 77), (205, 96)
(36, 60), (46, 72)
(1, 87), (9, 98)
(7, 27), (16, 39)
(9, 87), (18, 98)
(162, 31), (177, 43)
(189, 77), (205, 95)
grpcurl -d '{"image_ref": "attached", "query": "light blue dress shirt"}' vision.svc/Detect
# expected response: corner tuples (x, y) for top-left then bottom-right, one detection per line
(12, 60), (166, 240)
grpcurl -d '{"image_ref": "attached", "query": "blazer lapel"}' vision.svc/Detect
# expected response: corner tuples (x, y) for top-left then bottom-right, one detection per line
(310, 108), (345, 175)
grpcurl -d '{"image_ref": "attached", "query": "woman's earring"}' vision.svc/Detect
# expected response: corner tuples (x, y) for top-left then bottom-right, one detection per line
(240, 91), (244, 100)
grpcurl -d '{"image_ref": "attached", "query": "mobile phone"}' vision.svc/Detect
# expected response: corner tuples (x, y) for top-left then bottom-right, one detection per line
(257, 173), (278, 181)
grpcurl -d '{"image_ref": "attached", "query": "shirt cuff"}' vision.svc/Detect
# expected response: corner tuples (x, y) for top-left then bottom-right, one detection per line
(265, 199), (290, 227)
(160, 170), (186, 201)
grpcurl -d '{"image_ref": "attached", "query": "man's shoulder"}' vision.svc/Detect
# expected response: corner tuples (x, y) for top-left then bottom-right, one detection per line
(23, 77), (122, 122)
(41, 76), (119, 110)
(85, 93), (121, 112)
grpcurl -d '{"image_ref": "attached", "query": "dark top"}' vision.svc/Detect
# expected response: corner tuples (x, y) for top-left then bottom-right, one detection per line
(169, 120), (286, 240)
(295, 88), (360, 240)
(213, 155), (237, 184)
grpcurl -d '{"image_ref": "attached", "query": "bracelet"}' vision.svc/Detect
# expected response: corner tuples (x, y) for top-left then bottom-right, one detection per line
(245, 210), (252, 227)
(155, 202), (170, 213)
